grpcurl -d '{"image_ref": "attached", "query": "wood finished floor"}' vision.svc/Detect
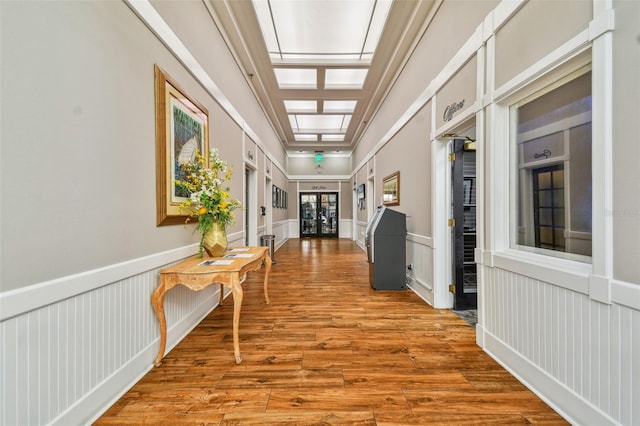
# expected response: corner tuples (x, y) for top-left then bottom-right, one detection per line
(96, 238), (567, 425)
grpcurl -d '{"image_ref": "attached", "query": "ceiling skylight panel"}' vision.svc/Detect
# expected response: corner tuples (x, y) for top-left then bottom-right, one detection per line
(323, 100), (357, 113)
(321, 134), (345, 142)
(255, 0), (378, 61)
(284, 100), (317, 113)
(291, 114), (345, 131)
(253, 0), (280, 57)
(324, 69), (368, 89)
(274, 68), (316, 89)
(294, 134), (318, 141)
(341, 115), (352, 131)
(363, 0), (393, 54)
(288, 115), (299, 132)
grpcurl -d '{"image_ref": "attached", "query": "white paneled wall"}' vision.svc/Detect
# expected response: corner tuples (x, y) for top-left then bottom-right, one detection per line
(338, 219), (352, 239)
(356, 222), (367, 249)
(272, 220), (290, 249)
(0, 247), (223, 425)
(483, 266), (639, 425)
(406, 234), (435, 307)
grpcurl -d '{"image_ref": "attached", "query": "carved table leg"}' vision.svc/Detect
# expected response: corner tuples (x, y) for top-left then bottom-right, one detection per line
(231, 280), (244, 364)
(151, 284), (167, 367)
(263, 253), (272, 305)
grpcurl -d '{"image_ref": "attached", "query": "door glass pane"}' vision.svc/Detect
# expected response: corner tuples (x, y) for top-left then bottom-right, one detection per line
(301, 194), (317, 235)
(538, 171), (552, 189)
(552, 169), (564, 188)
(539, 208), (552, 226)
(553, 189), (565, 207)
(321, 193), (338, 235)
(538, 191), (551, 207)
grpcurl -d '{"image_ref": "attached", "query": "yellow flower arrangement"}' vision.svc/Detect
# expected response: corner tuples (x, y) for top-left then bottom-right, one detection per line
(175, 148), (242, 255)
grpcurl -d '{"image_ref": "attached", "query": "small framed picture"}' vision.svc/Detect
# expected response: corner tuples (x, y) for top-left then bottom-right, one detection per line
(382, 171), (400, 206)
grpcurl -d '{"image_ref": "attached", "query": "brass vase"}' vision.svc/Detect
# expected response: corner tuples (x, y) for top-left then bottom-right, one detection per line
(202, 221), (228, 257)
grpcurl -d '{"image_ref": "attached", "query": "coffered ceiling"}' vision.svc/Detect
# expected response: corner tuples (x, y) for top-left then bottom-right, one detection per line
(207, 0), (436, 156)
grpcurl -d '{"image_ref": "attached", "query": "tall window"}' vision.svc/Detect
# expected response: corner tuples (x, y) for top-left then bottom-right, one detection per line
(513, 70), (592, 260)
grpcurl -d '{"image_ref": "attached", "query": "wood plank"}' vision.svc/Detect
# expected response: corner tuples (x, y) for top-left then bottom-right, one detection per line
(374, 411), (532, 425)
(343, 369), (473, 389)
(217, 369), (344, 389)
(403, 389), (558, 413)
(220, 411), (376, 425)
(268, 388), (410, 411)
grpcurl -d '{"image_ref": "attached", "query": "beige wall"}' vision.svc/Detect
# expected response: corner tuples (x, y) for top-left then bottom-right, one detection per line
(612, 0), (640, 283)
(375, 102), (432, 236)
(287, 155), (351, 175)
(287, 181), (297, 220)
(340, 181), (353, 220)
(214, 110), (245, 234)
(494, 0), (592, 88)
(436, 55), (477, 130)
(0, 1), (236, 290)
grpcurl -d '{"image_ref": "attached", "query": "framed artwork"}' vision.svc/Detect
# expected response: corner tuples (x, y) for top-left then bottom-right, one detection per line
(357, 184), (366, 210)
(382, 171), (400, 206)
(155, 64), (209, 226)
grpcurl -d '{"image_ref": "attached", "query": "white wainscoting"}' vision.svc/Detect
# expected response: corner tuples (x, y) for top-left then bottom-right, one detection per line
(338, 219), (352, 239)
(0, 233), (247, 425)
(271, 220), (290, 250)
(406, 233), (435, 307)
(286, 219), (299, 239)
(356, 221), (367, 250)
(482, 265), (640, 426)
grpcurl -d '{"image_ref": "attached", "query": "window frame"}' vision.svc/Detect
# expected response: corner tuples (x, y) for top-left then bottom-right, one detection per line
(486, 55), (595, 289)
(508, 66), (593, 263)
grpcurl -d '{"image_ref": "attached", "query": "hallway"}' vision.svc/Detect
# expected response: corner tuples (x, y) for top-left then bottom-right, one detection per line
(96, 239), (566, 425)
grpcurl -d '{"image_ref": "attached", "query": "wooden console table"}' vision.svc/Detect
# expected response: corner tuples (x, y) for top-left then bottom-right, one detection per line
(151, 246), (271, 366)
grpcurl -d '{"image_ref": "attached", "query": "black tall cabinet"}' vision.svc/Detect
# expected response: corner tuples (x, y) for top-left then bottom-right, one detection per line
(365, 206), (407, 290)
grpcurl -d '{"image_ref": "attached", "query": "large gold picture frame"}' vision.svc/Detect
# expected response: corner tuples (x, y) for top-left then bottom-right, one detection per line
(155, 65), (209, 226)
(382, 171), (400, 206)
